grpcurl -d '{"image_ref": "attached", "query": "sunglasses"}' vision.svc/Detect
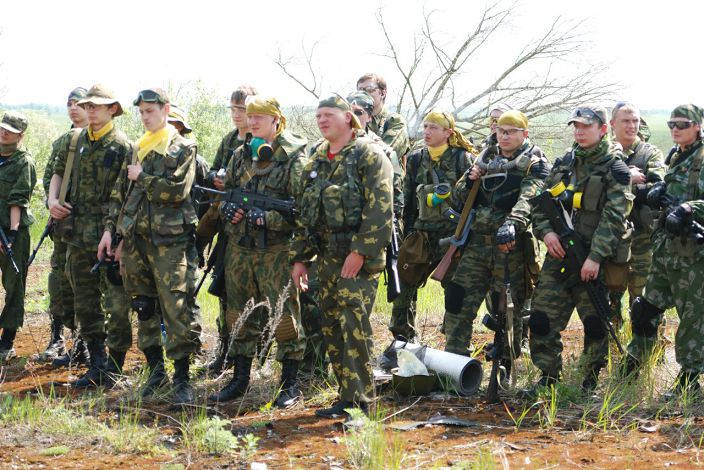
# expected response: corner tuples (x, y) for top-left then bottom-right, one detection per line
(667, 120), (694, 130)
(496, 127), (525, 136)
(133, 89), (168, 106)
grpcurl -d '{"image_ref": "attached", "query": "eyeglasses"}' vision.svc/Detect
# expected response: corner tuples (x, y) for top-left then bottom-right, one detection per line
(133, 89), (168, 106)
(352, 109), (366, 117)
(358, 86), (379, 94)
(667, 120), (694, 130)
(496, 127), (525, 136)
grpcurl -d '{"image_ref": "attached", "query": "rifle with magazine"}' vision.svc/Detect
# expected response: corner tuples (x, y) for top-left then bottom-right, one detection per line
(0, 226), (19, 274)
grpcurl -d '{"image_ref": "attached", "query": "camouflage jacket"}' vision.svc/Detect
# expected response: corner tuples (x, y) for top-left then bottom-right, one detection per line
(532, 138), (633, 264)
(193, 153), (210, 217)
(45, 127), (80, 197)
(0, 146), (36, 229)
(404, 145), (472, 234)
(656, 140), (704, 267)
(291, 131), (393, 274)
(368, 106), (411, 160)
(108, 130), (197, 246)
(222, 129), (308, 248)
(456, 139), (549, 236)
(212, 128), (246, 172)
(53, 126), (131, 249)
(621, 138), (665, 234)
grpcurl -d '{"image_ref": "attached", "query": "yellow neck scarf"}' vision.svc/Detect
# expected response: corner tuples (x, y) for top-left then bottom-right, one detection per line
(88, 121), (114, 142)
(136, 124), (177, 161)
(428, 143), (449, 161)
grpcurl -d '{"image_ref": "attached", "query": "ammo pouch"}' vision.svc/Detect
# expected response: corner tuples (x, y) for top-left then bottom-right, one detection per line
(603, 225), (632, 291)
(398, 230), (435, 287)
(416, 184), (447, 224)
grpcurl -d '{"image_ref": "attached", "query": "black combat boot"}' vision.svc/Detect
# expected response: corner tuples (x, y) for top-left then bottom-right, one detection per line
(71, 342), (107, 389)
(42, 318), (65, 361)
(315, 399), (369, 419)
(103, 349), (127, 389)
(0, 329), (17, 361)
(664, 370), (701, 401)
(206, 334), (230, 377)
(207, 355), (252, 404)
(274, 359), (302, 408)
(141, 346), (169, 398)
(172, 356), (194, 406)
(52, 333), (89, 368)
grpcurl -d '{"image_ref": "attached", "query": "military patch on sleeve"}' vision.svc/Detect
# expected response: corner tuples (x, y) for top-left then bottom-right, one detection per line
(611, 159), (631, 185)
(167, 144), (183, 159)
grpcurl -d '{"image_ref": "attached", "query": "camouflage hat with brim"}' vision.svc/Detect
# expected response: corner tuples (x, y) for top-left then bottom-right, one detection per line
(318, 93), (362, 129)
(347, 91), (375, 115)
(67, 87), (88, 103)
(568, 105), (607, 126)
(670, 104), (704, 125)
(78, 84), (124, 117)
(0, 111), (28, 134)
(167, 105), (192, 133)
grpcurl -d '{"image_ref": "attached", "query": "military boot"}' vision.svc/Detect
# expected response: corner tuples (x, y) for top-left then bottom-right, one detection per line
(274, 359), (302, 408)
(315, 400), (368, 419)
(172, 356), (194, 406)
(103, 349), (127, 389)
(206, 334), (230, 377)
(71, 342), (107, 389)
(52, 333), (89, 368)
(0, 329), (17, 361)
(664, 370), (701, 401)
(207, 355), (252, 404)
(41, 318), (65, 361)
(141, 346), (169, 398)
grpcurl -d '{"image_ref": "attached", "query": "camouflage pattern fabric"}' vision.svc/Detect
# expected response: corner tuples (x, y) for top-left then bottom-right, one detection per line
(212, 129), (244, 172)
(367, 106), (411, 162)
(299, 263), (326, 372)
(0, 228), (30, 330)
(291, 131), (393, 404)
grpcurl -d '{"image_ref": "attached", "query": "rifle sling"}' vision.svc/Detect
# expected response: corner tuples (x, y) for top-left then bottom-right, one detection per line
(58, 129), (82, 205)
(452, 181), (480, 240)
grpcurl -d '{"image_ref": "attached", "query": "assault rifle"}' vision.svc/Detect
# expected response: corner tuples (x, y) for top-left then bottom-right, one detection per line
(194, 185), (298, 218)
(530, 191), (624, 354)
(90, 233), (123, 276)
(647, 181), (704, 244)
(483, 254), (512, 404)
(0, 226), (20, 274)
(385, 216), (401, 302)
(193, 235), (227, 299)
(27, 218), (54, 267)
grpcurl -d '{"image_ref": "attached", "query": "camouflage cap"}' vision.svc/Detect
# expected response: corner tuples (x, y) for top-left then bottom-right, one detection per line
(78, 84), (124, 117)
(318, 93), (362, 129)
(133, 88), (170, 106)
(67, 87), (88, 103)
(167, 105), (192, 133)
(568, 105), (607, 126)
(670, 104), (704, 125)
(0, 111), (28, 134)
(346, 91), (375, 115)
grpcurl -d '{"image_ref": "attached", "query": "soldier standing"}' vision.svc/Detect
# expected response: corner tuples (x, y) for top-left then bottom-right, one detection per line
(0, 112), (36, 359)
(208, 96), (308, 408)
(48, 85), (133, 388)
(42, 87), (88, 364)
(622, 104), (704, 398)
(291, 94), (393, 419)
(527, 105), (632, 393)
(443, 111), (549, 383)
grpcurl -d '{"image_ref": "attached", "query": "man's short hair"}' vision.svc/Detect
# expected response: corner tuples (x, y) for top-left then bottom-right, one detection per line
(356, 73), (387, 93)
(231, 85), (257, 104)
(611, 102), (640, 120)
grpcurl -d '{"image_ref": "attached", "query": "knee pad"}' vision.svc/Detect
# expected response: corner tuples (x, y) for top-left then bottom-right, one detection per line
(132, 296), (157, 321)
(274, 314), (298, 343)
(583, 315), (606, 340)
(444, 281), (465, 314)
(529, 310), (550, 336)
(630, 296), (664, 337)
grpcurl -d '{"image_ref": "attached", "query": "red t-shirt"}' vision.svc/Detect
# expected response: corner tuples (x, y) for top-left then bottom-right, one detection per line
(327, 150), (337, 161)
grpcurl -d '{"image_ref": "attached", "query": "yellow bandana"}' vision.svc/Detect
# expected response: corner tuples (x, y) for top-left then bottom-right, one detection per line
(136, 124), (178, 161)
(424, 110), (475, 153)
(87, 121), (114, 142)
(428, 143), (449, 162)
(246, 96), (287, 136)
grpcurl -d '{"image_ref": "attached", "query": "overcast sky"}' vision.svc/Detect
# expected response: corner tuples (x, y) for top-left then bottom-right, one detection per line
(1, 0), (701, 110)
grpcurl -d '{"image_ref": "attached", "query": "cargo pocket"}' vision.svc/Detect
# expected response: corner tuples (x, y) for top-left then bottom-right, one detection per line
(321, 184), (345, 230)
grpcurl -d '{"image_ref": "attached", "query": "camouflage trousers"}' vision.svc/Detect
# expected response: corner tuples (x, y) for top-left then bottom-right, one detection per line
(444, 232), (527, 358)
(65, 243), (131, 349)
(319, 253), (378, 404)
(0, 227), (29, 330)
(121, 234), (198, 361)
(299, 261), (326, 372)
(528, 256), (610, 377)
(224, 242), (305, 362)
(628, 247), (704, 372)
(48, 237), (76, 330)
(609, 231), (652, 322)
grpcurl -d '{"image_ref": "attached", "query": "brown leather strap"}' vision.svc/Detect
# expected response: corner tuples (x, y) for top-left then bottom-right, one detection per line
(58, 129), (82, 205)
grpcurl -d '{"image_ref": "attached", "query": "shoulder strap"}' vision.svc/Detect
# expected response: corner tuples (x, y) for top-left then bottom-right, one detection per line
(59, 129), (82, 204)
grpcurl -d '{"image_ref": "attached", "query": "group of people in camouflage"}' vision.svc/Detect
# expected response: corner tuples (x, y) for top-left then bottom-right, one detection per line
(0, 71), (703, 421)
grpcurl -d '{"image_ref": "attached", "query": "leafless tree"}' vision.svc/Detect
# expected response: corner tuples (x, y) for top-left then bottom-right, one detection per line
(275, 1), (619, 142)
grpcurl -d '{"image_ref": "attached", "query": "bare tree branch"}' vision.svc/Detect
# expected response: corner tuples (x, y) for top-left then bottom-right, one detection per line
(274, 41), (322, 100)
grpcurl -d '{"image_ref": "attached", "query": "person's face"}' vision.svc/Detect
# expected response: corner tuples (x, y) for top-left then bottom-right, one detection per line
(83, 102), (116, 129)
(247, 113), (277, 141)
(496, 125), (528, 154)
(357, 79), (384, 111)
(669, 117), (701, 147)
(138, 102), (169, 133)
(67, 99), (88, 126)
(610, 109), (640, 143)
(351, 104), (371, 128)
(489, 110), (503, 134)
(230, 100), (248, 130)
(573, 121), (606, 149)
(423, 122), (452, 147)
(316, 107), (350, 141)
(0, 128), (22, 145)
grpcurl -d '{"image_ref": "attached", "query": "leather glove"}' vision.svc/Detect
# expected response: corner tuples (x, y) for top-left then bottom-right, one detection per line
(665, 203), (693, 237)
(247, 207), (266, 229)
(6, 229), (17, 246)
(495, 221), (516, 245)
(220, 201), (240, 224)
(646, 181), (668, 209)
